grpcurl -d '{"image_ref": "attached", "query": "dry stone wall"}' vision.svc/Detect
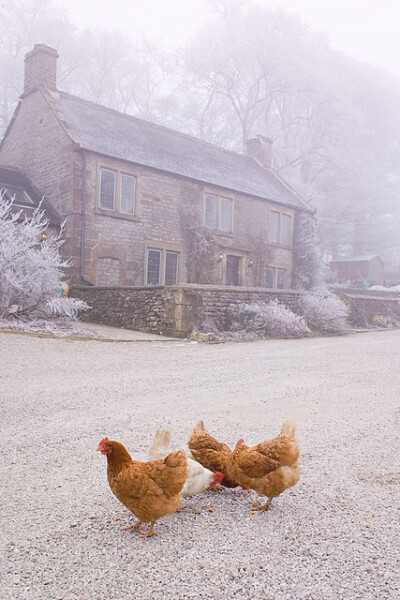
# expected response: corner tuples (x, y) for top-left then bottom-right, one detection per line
(72, 285), (400, 337)
(72, 285), (302, 337)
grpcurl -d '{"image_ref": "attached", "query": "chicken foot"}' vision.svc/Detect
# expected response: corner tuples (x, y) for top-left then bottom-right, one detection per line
(252, 497), (273, 513)
(122, 520), (143, 532)
(138, 522), (157, 538)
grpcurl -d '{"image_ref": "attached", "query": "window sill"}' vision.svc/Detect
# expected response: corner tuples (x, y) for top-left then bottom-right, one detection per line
(270, 242), (292, 249)
(95, 208), (140, 222)
(206, 227), (234, 238)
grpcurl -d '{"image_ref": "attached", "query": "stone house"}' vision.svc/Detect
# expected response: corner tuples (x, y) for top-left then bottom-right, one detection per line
(0, 44), (315, 289)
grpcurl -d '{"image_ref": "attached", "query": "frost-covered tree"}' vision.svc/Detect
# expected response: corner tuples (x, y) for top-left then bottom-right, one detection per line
(0, 193), (88, 321)
(292, 211), (323, 290)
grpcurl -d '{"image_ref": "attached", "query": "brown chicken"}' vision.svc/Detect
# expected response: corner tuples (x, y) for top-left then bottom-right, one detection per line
(187, 421), (238, 488)
(97, 437), (187, 537)
(227, 421), (300, 512)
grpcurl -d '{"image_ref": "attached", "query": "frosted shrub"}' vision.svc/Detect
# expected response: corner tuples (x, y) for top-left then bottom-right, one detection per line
(224, 300), (308, 340)
(0, 193), (88, 322)
(297, 292), (349, 334)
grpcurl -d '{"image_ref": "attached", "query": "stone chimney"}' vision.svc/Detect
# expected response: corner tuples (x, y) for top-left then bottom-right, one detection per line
(23, 44), (59, 95)
(245, 135), (273, 168)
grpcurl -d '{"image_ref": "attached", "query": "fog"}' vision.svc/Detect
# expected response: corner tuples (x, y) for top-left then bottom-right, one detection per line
(1, 0), (400, 281)
(59, 0), (400, 78)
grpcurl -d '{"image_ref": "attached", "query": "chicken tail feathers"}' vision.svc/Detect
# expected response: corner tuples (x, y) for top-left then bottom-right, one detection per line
(148, 428), (171, 461)
(192, 420), (207, 435)
(280, 420), (297, 439)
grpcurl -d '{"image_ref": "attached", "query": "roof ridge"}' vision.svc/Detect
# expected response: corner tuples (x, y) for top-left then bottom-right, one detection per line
(57, 90), (258, 163)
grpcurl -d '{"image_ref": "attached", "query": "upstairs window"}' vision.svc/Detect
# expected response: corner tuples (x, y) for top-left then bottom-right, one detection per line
(99, 167), (137, 216)
(120, 174), (136, 215)
(220, 197), (233, 232)
(269, 211), (280, 244)
(205, 194), (218, 228)
(269, 210), (292, 246)
(281, 214), (291, 246)
(99, 169), (116, 210)
(205, 193), (233, 233)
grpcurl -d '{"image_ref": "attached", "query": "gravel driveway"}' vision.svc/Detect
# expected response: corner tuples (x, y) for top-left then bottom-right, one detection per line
(1, 329), (399, 600)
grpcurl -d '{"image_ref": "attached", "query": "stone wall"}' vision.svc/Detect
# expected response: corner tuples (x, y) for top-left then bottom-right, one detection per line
(338, 291), (400, 327)
(72, 285), (175, 335)
(72, 284), (400, 337)
(73, 285), (302, 337)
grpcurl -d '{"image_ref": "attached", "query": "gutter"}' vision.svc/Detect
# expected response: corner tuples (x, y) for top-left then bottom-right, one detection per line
(80, 149), (93, 285)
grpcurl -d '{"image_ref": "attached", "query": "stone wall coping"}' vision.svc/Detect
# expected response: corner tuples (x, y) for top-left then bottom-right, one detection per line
(331, 287), (400, 298)
(72, 285), (165, 291)
(72, 284), (302, 295)
(341, 293), (400, 301)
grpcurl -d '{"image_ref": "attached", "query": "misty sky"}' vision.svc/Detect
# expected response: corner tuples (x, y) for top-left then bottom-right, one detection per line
(56, 0), (400, 79)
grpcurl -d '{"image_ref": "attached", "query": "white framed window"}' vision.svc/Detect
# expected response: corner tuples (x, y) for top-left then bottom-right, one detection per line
(220, 197), (233, 232)
(146, 248), (180, 286)
(266, 267), (287, 289)
(269, 211), (280, 244)
(205, 194), (217, 228)
(98, 167), (137, 216)
(277, 268), (286, 289)
(147, 249), (162, 285)
(120, 173), (136, 215)
(269, 210), (292, 246)
(266, 267), (275, 288)
(165, 251), (179, 285)
(205, 193), (233, 233)
(99, 168), (116, 210)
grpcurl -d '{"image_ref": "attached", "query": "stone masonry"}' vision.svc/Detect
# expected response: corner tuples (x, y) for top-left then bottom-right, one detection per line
(72, 285), (400, 337)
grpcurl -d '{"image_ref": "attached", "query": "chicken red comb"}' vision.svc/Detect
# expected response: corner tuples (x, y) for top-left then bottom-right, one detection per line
(210, 471), (224, 487)
(236, 438), (245, 448)
(99, 437), (109, 446)
(214, 472), (224, 484)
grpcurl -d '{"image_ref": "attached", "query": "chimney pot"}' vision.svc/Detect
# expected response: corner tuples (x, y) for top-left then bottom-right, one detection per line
(245, 134), (273, 168)
(24, 44), (58, 95)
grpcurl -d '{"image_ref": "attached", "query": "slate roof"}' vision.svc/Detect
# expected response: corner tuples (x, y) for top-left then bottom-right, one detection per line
(56, 92), (313, 212)
(0, 165), (62, 226)
(331, 255), (383, 264)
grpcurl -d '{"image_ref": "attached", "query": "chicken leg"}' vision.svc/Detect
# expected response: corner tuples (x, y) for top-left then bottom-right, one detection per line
(122, 520), (142, 532)
(139, 522), (157, 538)
(252, 497), (273, 512)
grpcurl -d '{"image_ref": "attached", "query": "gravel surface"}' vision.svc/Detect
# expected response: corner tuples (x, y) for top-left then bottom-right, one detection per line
(1, 329), (399, 600)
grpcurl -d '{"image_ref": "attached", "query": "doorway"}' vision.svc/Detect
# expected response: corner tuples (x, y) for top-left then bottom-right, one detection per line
(226, 255), (241, 286)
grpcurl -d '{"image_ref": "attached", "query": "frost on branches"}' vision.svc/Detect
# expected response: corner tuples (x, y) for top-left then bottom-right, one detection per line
(297, 292), (349, 334)
(0, 193), (89, 334)
(223, 300), (309, 340)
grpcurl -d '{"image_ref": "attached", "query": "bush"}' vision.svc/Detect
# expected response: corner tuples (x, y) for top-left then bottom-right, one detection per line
(223, 300), (308, 340)
(297, 292), (348, 334)
(0, 193), (88, 322)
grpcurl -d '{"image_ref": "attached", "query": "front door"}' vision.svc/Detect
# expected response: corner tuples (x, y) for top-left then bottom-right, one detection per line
(226, 255), (241, 286)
